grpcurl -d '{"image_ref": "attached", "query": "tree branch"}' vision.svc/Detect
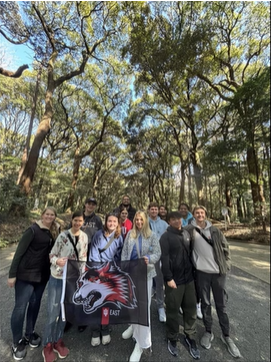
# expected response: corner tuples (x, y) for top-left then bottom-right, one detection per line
(0, 64), (29, 78)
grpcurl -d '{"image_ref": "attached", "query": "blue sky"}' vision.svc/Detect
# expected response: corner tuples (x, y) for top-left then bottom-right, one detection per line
(0, 37), (34, 70)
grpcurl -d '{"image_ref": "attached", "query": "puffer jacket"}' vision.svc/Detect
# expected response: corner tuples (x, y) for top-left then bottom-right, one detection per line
(160, 226), (194, 285)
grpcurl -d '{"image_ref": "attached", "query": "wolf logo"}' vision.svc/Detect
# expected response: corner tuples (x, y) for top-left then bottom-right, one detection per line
(73, 262), (137, 314)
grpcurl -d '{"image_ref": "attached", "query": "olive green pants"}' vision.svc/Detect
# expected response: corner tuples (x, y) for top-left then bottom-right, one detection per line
(165, 280), (197, 341)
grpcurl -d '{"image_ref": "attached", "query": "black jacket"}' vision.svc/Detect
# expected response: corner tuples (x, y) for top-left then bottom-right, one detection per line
(9, 223), (55, 283)
(160, 226), (194, 286)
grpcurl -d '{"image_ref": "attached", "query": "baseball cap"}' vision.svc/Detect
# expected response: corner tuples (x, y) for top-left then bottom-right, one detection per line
(85, 197), (97, 205)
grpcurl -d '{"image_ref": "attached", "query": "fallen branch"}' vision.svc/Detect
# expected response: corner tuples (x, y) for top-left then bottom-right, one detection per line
(0, 64), (29, 78)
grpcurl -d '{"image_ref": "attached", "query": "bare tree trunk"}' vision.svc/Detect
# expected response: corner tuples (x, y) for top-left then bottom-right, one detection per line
(17, 67), (42, 185)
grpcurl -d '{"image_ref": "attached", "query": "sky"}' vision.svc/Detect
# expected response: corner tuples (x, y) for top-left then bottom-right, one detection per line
(0, 36), (34, 70)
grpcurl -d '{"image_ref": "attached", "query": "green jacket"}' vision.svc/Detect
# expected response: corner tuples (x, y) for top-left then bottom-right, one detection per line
(184, 224), (231, 275)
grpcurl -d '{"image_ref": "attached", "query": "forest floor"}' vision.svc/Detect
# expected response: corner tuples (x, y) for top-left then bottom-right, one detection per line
(0, 211), (269, 248)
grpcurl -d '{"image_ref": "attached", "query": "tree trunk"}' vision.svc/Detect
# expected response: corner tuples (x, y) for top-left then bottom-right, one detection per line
(178, 163), (186, 206)
(246, 146), (266, 220)
(17, 67), (42, 185)
(236, 196), (243, 220)
(66, 151), (82, 210)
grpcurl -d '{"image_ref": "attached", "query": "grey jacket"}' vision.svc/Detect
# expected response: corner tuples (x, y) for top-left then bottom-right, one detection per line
(121, 230), (161, 280)
(185, 223), (231, 275)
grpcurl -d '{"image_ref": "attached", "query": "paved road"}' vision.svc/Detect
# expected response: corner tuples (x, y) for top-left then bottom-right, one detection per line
(0, 241), (270, 362)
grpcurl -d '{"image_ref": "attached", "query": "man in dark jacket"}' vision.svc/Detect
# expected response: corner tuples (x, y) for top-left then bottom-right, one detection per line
(160, 211), (200, 360)
(113, 195), (136, 222)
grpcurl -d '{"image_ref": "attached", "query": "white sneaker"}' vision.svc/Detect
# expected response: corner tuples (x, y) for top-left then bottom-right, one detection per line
(179, 306), (183, 314)
(122, 325), (133, 339)
(91, 336), (101, 347)
(196, 303), (203, 319)
(129, 343), (143, 362)
(158, 308), (166, 322)
(102, 334), (111, 345)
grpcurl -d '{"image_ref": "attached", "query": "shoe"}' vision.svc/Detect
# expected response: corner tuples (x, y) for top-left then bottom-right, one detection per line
(196, 303), (203, 319)
(179, 306), (183, 314)
(200, 331), (214, 350)
(91, 336), (101, 347)
(11, 339), (27, 361)
(167, 339), (178, 357)
(185, 336), (200, 359)
(158, 307), (166, 322)
(122, 325), (133, 339)
(221, 334), (241, 358)
(129, 342), (143, 362)
(78, 325), (87, 333)
(102, 334), (111, 345)
(53, 339), (69, 358)
(42, 343), (57, 362)
(24, 332), (41, 348)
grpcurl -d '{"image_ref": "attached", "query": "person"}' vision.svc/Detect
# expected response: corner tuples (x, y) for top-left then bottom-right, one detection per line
(158, 205), (168, 222)
(88, 213), (123, 347)
(148, 202), (168, 322)
(8, 207), (60, 361)
(121, 211), (161, 362)
(178, 202), (202, 319)
(119, 205), (133, 240)
(178, 203), (194, 226)
(42, 211), (88, 362)
(185, 205), (241, 358)
(81, 197), (103, 247)
(160, 211), (200, 359)
(113, 195), (136, 222)
(74, 197), (103, 333)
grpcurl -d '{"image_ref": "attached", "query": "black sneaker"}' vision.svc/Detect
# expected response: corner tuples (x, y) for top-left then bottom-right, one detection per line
(167, 339), (178, 357)
(24, 332), (41, 348)
(185, 336), (200, 359)
(11, 339), (27, 361)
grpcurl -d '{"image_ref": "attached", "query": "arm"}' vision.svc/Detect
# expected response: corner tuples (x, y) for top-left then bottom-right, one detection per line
(219, 229), (231, 263)
(8, 227), (34, 284)
(121, 231), (131, 261)
(88, 231), (102, 262)
(147, 233), (161, 265)
(159, 233), (173, 283)
(78, 231), (88, 262)
(50, 232), (67, 267)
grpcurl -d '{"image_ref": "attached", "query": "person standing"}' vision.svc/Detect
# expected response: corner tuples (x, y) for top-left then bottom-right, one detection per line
(121, 211), (161, 362)
(158, 205), (168, 222)
(185, 205), (241, 358)
(82, 197), (103, 246)
(113, 195), (137, 222)
(148, 202), (168, 322)
(119, 205), (133, 240)
(42, 211), (88, 362)
(8, 207), (60, 361)
(160, 211), (200, 359)
(88, 213), (123, 347)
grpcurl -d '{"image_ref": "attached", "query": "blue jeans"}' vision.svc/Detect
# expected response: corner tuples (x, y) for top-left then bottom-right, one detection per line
(11, 279), (47, 345)
(43, 276), (66, 346)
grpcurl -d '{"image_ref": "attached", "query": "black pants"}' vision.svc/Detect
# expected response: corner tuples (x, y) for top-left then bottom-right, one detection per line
(165, 280), (197, 341)
(196, 271), (230, 336)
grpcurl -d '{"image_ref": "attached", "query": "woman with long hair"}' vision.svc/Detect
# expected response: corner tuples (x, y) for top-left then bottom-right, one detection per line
(42, 210), (88, 362)
(88, 212), (123, 347)
(121, 211), (161, 362)
(8, 207), (60, 361)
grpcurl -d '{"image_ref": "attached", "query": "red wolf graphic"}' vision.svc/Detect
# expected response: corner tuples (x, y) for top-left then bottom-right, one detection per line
(73, 262), (137, 314)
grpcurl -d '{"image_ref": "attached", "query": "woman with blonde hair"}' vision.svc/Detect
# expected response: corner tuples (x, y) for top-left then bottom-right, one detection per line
(8, 207), (60, 361)
(121, 211), (161, 362)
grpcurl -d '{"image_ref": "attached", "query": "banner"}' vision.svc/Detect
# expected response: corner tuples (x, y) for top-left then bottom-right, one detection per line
(61, 258), (148, 327)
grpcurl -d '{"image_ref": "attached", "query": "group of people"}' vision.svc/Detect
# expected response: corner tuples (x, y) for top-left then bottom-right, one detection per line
(8, 195), (241, 362)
